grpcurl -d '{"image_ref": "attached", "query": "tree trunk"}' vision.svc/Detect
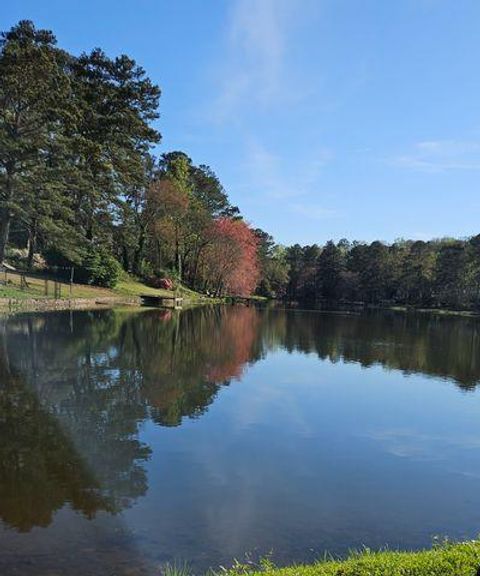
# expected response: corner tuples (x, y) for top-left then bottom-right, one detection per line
(0, 211), (11, 265)
(27, 223), (37, 271)
(122, 244), (129, 271)
(175, 227), (182, 281)
(133, 225), (146, 275)
(0, 169), (14, 264)
(156, 239), (162, 272)
(191, 244), (206, 289)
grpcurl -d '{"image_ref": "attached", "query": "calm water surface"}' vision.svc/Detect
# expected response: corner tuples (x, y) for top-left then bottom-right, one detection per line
(1, 306), (480, 574)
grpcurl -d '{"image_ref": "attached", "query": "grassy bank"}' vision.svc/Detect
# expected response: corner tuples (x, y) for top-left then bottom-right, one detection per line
(0, 270), (205, 302)
(115, 276), (208, 301)
(221, 540), (480, 576)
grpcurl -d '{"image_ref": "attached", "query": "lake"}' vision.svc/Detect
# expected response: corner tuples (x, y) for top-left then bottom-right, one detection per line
(1, 306), (480, 575)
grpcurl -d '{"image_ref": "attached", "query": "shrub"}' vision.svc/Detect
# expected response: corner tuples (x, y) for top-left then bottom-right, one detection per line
(78, 246), (122, 288)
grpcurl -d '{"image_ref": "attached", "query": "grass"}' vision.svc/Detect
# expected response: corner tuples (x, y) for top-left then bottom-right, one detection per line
(0, 272), (114, 299)
(0, 269), (211, 302)
(153, 541), (480, 576)
(0, 268), (240, 306)
(217, 541), (480, 576)
(114, 275), (206, 300)
(163, 561), (191, 576)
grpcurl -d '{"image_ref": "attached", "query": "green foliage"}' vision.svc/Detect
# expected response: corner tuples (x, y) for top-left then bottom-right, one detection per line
(317, 241), (345, 300)
(80, 246), (122, 288)
(145, 152), (246, 291)
(0, 19), (161, 278)
(0, 21), (73, 263)
(255, 229), (289, 299)
(284, 235), (480, 310)
(162, 561), (191, 576)
(0, 21), (275, 300)
(191, 164), (240, 218)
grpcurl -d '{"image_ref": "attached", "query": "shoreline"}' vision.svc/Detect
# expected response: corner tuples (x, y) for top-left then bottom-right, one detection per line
(281, 301), (480, 318)
(387, 305), (480, 317)
(1, 295), (480, 317)
(0, 295), (226, 314)
(0, 296), (141, 313)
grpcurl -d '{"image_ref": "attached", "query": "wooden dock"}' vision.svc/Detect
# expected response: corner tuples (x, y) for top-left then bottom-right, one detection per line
(140, 294), (183, 309)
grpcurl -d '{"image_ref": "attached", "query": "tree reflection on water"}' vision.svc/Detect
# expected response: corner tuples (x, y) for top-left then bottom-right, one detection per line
(0, 306), (479, 533)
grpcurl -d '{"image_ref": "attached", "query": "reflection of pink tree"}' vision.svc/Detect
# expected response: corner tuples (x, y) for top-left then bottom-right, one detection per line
(158, 310), (173, 322)
(137, 307), (261, 425)
(205, 307), (258, 382)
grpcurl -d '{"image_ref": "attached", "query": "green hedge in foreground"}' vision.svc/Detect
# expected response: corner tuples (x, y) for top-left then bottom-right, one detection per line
(224, 541), (480, 576)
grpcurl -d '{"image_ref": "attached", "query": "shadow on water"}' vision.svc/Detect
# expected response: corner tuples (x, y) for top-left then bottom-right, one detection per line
(0, 306), (480, 573)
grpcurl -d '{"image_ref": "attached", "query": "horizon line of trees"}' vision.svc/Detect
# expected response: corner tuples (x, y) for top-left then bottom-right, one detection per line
(267, 235), (480, 310)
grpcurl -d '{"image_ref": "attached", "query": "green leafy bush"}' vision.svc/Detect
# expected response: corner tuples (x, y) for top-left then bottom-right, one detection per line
(78, 246), (122, 288)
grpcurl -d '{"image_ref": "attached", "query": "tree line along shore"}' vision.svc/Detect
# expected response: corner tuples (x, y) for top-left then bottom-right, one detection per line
(1, 19), (480, 310)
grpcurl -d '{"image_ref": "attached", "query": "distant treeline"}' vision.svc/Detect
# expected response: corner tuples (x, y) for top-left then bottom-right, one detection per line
(256, 236), (480, 310)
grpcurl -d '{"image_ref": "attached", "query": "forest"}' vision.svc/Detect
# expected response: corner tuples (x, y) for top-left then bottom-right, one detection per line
(1, 20), (480, 309)
(0, 20), (258, 296)
(279, 236), (480, 310)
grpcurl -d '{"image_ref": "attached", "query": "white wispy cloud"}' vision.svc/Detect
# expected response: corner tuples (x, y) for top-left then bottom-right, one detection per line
(390, 139), (480, 172)
(241, 137), (335, 219)
(243, 138), (332, 199)
(207, 1), (336, 226)
(365, 428), (480, 464)
(212, 0), (304, 123)
(230, 0), (284, 99)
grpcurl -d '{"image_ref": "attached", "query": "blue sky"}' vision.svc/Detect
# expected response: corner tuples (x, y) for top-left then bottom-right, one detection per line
(3, 0), (480, 245)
